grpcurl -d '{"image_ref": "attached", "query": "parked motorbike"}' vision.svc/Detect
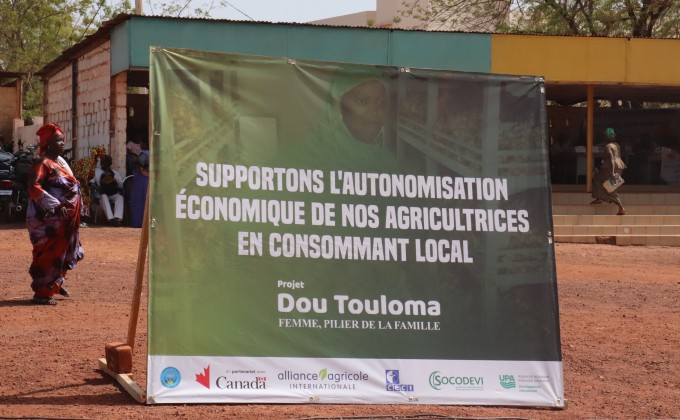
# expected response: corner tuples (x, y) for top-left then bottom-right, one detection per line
(0, 144), (37, 222)
(0, 149), (17, 221)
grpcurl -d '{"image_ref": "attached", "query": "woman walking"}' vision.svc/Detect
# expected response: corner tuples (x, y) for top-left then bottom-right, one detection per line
(591, 140), (627, 215)
(26, 124), (84, 305)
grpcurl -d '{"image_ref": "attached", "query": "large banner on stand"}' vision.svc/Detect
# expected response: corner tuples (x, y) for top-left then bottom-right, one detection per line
(147, 48), (564, 406)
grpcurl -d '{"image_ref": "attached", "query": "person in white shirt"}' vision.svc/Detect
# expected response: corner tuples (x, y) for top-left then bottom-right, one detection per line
(92, 154), (125, 226)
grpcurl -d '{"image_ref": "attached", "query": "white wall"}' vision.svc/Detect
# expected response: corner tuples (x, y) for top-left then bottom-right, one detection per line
(14, 117), (43, 150)
(310, 0), (430, 29)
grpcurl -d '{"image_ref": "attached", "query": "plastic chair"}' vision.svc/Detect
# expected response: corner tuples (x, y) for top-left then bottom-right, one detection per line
(88, 182), (103, 224)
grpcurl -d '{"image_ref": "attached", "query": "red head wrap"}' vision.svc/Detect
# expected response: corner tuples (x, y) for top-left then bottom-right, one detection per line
(36, 123), (65, 155)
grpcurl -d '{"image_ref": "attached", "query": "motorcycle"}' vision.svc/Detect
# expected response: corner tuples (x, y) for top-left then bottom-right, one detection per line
(0, 149), (16, 221)
(0, 144), (37, 222)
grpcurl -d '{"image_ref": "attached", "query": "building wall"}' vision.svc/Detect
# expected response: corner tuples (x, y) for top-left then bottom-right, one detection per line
(0, 82), (21, 145)
(310, 0), (430, 29)
(44, 65), (73, 151)
(312, 11), (376, 27)
(45, 42), (113, 162)
(76, 42), (112, 160)
(491, 35), (680, 86)
(15, 117), (43, 148)
(376, 0), (430, 29)
(117, 18), (492, 74)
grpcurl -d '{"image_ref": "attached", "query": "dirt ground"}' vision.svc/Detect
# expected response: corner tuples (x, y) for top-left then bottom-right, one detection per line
(0, 222), (678, 420)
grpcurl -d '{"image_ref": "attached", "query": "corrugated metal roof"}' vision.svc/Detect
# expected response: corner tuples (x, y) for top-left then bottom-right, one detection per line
(133, 13), (679, 38)
(37, 12), (679, 78)
(38, 13), (461, 76)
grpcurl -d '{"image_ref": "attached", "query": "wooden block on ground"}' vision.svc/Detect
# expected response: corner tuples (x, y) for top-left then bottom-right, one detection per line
(98, 358), (146, 403)
(105, 342), (133, 374)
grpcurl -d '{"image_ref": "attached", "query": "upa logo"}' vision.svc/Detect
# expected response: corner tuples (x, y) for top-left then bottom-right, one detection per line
(385, 370), (414, 392)
(196, 365), (210, 389)
(160, 367), (181, 388)
(499, 374), (516, 389)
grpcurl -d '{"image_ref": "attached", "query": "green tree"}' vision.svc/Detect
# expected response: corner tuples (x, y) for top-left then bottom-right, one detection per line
(401, 0), (512, 32)
(146, 0), (232, 18)
(0, 0), (229, 119)
(0, 0), (132, 119)
(401, 0), (680, 37)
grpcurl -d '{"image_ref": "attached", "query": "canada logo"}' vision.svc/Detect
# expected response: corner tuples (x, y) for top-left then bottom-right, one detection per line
(196, 365), (210, 389)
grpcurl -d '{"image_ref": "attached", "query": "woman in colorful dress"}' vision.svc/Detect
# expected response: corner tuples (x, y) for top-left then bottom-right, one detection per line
(26, 124), (85, 305)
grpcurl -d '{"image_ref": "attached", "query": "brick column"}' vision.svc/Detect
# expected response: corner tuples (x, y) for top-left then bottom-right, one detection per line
(111, 72), (128, 171)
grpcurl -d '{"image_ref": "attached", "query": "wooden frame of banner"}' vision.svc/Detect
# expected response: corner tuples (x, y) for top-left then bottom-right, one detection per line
(99, 190), (149, 403)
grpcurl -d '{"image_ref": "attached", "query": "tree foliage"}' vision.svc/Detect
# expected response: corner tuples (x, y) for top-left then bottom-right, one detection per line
(0, 0), (226, 119)
(401, 0), (680, 37)
(0, 0), (133, 118)
(145, 0), (231, 18)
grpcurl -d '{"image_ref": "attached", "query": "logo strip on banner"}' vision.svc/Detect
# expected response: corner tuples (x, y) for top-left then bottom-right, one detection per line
(147, 356), (564, 406)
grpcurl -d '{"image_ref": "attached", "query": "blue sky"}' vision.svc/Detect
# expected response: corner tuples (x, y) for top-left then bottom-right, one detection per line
(212, 0), (376, 23)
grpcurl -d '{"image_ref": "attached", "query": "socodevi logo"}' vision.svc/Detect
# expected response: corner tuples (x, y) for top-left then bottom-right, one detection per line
(428, 371), (484, 390)
(499, 374), (516, 389)
(385, 370), (414, 392)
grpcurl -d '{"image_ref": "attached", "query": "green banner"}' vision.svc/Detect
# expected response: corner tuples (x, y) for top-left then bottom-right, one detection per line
(148, 48), (561, 363)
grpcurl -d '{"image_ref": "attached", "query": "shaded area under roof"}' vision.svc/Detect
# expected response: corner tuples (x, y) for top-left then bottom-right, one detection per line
(0, 71), (23, 88)
(547, 83), (680, 105)
(0, 71), (24, 78)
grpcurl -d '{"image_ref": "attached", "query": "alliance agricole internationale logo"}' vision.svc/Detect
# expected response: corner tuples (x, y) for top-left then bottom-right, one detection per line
(280, 368), (368, 390)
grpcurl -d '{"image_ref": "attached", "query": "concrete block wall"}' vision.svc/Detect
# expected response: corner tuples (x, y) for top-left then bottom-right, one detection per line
(76, 42), (112, 161)
(44, 41), (114, 163)
(44, 65), (73, 150)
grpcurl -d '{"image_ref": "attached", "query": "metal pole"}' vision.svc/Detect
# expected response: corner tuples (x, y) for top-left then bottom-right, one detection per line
(586, 85), (594, 192)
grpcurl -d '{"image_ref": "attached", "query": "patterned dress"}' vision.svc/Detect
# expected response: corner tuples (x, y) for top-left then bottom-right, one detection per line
(26, 156), (85, 297)
(592, 145), (626, 206)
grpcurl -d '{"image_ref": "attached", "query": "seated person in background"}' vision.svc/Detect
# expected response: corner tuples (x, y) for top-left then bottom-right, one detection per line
(92, 154), (124, 226)
(126, 140), (141, 176)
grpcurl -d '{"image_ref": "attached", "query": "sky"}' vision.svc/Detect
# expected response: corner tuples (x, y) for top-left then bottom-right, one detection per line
(208, 0), (376, 23)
